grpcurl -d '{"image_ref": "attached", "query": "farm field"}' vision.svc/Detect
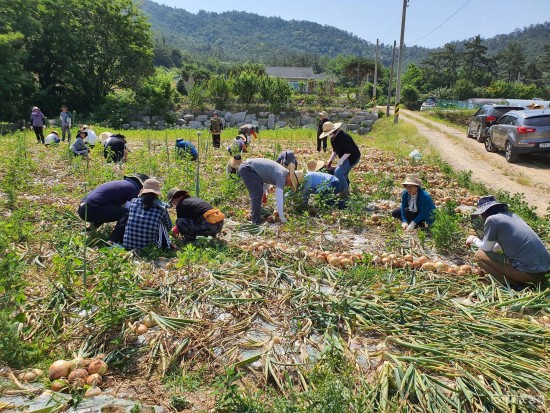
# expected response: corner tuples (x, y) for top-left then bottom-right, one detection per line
(0, 117), (549, 413)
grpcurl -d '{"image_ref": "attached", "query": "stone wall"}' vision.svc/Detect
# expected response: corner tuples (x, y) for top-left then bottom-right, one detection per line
(122, 109), (380, 135)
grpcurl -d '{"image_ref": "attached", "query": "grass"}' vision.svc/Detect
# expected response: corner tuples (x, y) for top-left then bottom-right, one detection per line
(0, 124), (548, 412)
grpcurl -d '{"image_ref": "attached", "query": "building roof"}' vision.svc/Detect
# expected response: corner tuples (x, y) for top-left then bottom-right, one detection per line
(265, 66), (333, 80)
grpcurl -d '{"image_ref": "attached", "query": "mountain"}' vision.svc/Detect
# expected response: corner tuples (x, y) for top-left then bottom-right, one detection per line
(140, 1), (549, 66)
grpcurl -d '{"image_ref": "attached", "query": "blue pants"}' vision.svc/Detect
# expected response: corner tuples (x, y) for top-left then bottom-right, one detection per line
(334, 157), (359, 193)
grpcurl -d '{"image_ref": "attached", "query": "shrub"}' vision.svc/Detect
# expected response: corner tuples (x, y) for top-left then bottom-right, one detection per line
(431, 201), (463, 253)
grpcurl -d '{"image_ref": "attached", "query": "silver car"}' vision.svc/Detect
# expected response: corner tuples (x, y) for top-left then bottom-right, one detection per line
(485, 109), (550, 163)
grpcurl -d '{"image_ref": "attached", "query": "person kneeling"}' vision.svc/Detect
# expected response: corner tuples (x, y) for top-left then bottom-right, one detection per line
(466, 195), (549, 287)
(168, 188), (224, 243)
(391, 173), (436, 231)
(123, 179), (173, 251)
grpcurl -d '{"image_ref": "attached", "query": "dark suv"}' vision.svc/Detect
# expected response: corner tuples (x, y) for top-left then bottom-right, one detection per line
(467, 104), (524, 142)
(485, 109), (550, 162)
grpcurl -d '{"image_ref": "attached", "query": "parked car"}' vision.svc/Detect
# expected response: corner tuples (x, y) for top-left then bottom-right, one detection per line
(466, 104), (524, 142)
(420, 98), (436, 111)
(485, 109), (550, 162)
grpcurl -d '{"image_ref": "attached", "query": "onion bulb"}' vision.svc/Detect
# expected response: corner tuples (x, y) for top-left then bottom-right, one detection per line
(85, 386), (102, 397)
(67, 368), (88, 385)
(48, 360), (72, 381)
(87, 359), (108, 376)
(51, 379), (69, 392)
(86, 373), (102, 386)
(142, 313), (157, 328)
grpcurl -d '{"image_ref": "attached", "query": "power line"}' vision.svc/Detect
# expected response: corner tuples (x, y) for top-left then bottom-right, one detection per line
(410, 0), (474, 45)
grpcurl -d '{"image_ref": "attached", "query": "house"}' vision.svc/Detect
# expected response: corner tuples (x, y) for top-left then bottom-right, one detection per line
(265, 67), (335, 92)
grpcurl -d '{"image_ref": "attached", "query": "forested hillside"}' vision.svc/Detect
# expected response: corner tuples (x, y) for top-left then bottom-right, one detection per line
(141, 0), (549, 66)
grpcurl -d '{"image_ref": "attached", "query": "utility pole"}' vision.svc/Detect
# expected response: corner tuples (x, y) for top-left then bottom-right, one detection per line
(386, 40), (396, 117)
(394, 0), (408, 124)
(373, 38), (379, 99)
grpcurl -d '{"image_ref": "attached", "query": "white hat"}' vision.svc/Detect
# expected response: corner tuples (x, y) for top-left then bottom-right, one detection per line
(318, 122), (342, 139)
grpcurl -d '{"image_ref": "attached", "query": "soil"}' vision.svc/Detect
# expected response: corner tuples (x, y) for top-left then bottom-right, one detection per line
(400, 109), (550, 216)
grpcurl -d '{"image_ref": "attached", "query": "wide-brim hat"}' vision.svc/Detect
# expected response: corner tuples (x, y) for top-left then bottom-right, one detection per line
(473, 195), (508, 215)
(167, 187), (189, 202)
(99, 131), (112, 142)
(287, 163), (303, 192)
(319, 121), (342, 139)
(277, 150), (297, 167)
(229, 156), (243, 170)
(82, 125), (89, 130)
(78, 130), (88, 137)
(124, 173), (149, 188)
(402, 173), (422, 187)
(307, 159), (325, 172)
(139, 178), (161, 197)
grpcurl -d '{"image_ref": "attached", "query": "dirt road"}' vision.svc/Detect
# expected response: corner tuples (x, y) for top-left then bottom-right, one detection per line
(400, 109), (550, 215)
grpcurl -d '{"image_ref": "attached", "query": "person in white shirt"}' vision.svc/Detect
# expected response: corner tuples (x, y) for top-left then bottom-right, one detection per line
(82, 125), (98, 148)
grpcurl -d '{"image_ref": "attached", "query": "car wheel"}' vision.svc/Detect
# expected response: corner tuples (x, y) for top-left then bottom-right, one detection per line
(476, 125), (485, 142)
(484, 135), (496, 152)
(467, 124), (474, 138)
(505, 140), (519, 163)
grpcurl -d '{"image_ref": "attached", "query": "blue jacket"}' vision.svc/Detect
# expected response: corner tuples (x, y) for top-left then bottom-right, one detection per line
(400, 188), (436, 225)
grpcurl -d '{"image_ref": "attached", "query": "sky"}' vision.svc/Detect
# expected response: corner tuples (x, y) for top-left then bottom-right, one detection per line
(151, 0), (550, 49)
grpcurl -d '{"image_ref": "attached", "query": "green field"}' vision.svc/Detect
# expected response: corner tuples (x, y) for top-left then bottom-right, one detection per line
(0, 120), (549, 413)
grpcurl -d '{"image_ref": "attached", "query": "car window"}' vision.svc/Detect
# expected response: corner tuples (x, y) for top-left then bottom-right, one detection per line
(477, 108), (487, 115)
(524, 115), (550, 127)
(498, 115), (515, 125)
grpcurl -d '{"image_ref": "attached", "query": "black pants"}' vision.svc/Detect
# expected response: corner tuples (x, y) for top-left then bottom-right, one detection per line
(317, 136), (327, 152)
(33, 127), (45, 143)
(212, 134), (221, 148)
(78, 203), (129, 243)
(391, 208), (426, 227)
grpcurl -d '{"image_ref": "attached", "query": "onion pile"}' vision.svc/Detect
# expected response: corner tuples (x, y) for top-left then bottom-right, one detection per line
(240, 240), (287, 253)
(306, 251), (363, 268)
(370, 253), (484, 276)
(17, 368), (43, 382)
(48, 357), (108, 395)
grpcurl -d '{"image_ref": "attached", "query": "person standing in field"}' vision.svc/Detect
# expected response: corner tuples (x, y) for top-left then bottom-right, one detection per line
(466, 195), (550, 287)
(209, 111), (223, 149)
(30, 106), (46, 144)
(60, 105), (72, 142)
(317, 111), (330, 152)
(322, 122), (361, 197)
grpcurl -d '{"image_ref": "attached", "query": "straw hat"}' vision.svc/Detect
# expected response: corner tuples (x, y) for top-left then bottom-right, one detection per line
(228, 156), (242, 170)
(139, 179), (161, 197)
(167, 187), (189, 202)
(99, 131), (112, 142)
(307, 159), (325, 172)
(318, 121), (342, 139)
(287, 163), (304, 192)
(402, 174), (422, 187)
(473, 195), (508, 215)
(319, 110), (329, 119)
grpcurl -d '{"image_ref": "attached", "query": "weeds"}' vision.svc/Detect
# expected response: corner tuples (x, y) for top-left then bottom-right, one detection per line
(430, 201), (463, 253)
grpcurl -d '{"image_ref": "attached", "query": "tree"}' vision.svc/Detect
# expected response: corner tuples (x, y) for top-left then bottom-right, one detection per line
(421, 44), (460, 90)
(453, 79), (475, 100)
(24, 0), (154, 113)
(259, 76), (293, 112)
(495, 42), (526, 82)
(402, 64), (425, 92)
(135, 70), (177, 115)
(232, 72), (260, 104)
(459, 35), (493, 87)
(206, 75), (230, 109)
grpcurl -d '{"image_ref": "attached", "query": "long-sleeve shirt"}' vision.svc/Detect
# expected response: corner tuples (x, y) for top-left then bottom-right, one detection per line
(82, 180), (140, 207)
(31, 111), (45, 127)
(246, 158), (289, 220)
(60, 111), (72, 126)
(123, 197), (173, 250)
(399, 189), (436, 225)
(302, 172), (340, 204)
(71, 137), (89, 155)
